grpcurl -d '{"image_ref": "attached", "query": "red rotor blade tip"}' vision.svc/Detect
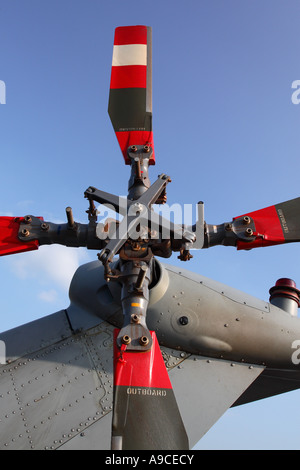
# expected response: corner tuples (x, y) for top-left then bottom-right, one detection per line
(0, 216), (40, 256)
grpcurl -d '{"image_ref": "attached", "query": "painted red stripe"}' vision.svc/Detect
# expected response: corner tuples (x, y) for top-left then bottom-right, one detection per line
(110, 65), (147, 89)
(235, 204), (285, 250)
(116, 130), (155, 164)
(0, 216), (40, 256)
(114, 25), (147, 46)
(113, 330), (172, 389)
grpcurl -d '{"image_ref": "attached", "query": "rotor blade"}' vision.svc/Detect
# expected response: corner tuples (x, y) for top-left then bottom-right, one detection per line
(111, 329), (189, 450)
(108, 25), (155, 165)
(235, 197), (300, 250)
(0, 216), (40, 256)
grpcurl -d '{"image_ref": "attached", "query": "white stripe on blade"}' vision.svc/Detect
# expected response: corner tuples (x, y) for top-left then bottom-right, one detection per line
(112, 44), (147, 66)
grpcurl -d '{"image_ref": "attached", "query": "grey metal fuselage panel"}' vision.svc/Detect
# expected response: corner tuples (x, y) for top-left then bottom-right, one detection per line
(1, 259), (300, 450)
(0, 311), (263, 450)
(0, 311), (114, 450)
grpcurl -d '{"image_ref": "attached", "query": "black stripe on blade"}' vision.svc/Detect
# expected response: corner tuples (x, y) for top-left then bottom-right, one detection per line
(112, 385), (189, 450)
(108, 88), (152, 132)
(275, 197), (300, 241)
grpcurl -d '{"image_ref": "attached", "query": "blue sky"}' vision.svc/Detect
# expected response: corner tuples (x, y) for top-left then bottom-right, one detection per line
(1, 0), (300, 449)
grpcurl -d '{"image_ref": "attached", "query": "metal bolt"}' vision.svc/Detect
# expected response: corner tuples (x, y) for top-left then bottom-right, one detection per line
(66, 206), (75, 228)
(130, 145), (137, 152)
(135, 265), (148, 289)
(21, 229), (30, 237)
(122, 335), (131, 345)
(134, 157), (142, 178)
(243, 216), (251, 225)
(24, 215), (32, 224)
(139, 336), (149, 346)
(245, 227), (253, 237)
(131, 314), (140, 323)
(41, 222), (49, 231)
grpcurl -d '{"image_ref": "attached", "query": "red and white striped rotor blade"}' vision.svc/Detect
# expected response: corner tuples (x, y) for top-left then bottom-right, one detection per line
(108, 25), (155, 165)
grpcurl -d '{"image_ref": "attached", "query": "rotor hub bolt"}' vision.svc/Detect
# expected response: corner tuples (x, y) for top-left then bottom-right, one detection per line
(243, 216), (251, 225)
(122, 335), (131, 345)
(139, 336), (149, 346)
(24, 215), (32, 224)
(131, 314), (140, 323)
(41, 222), (49, 231)
(245, 228), (253, 237)
(130, 145), (137, 152)
(21, 228), (30, 237)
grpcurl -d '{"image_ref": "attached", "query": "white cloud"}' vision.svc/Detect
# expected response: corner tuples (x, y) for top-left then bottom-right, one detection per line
(16, 200), (35, 209)
(38, 289), (58, 303)
(8, 245), (93, 293)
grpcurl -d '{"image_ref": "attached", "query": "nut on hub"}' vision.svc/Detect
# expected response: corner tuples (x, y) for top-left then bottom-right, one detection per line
(122, 335), (131, 345)
(139, 336), (149, 346)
